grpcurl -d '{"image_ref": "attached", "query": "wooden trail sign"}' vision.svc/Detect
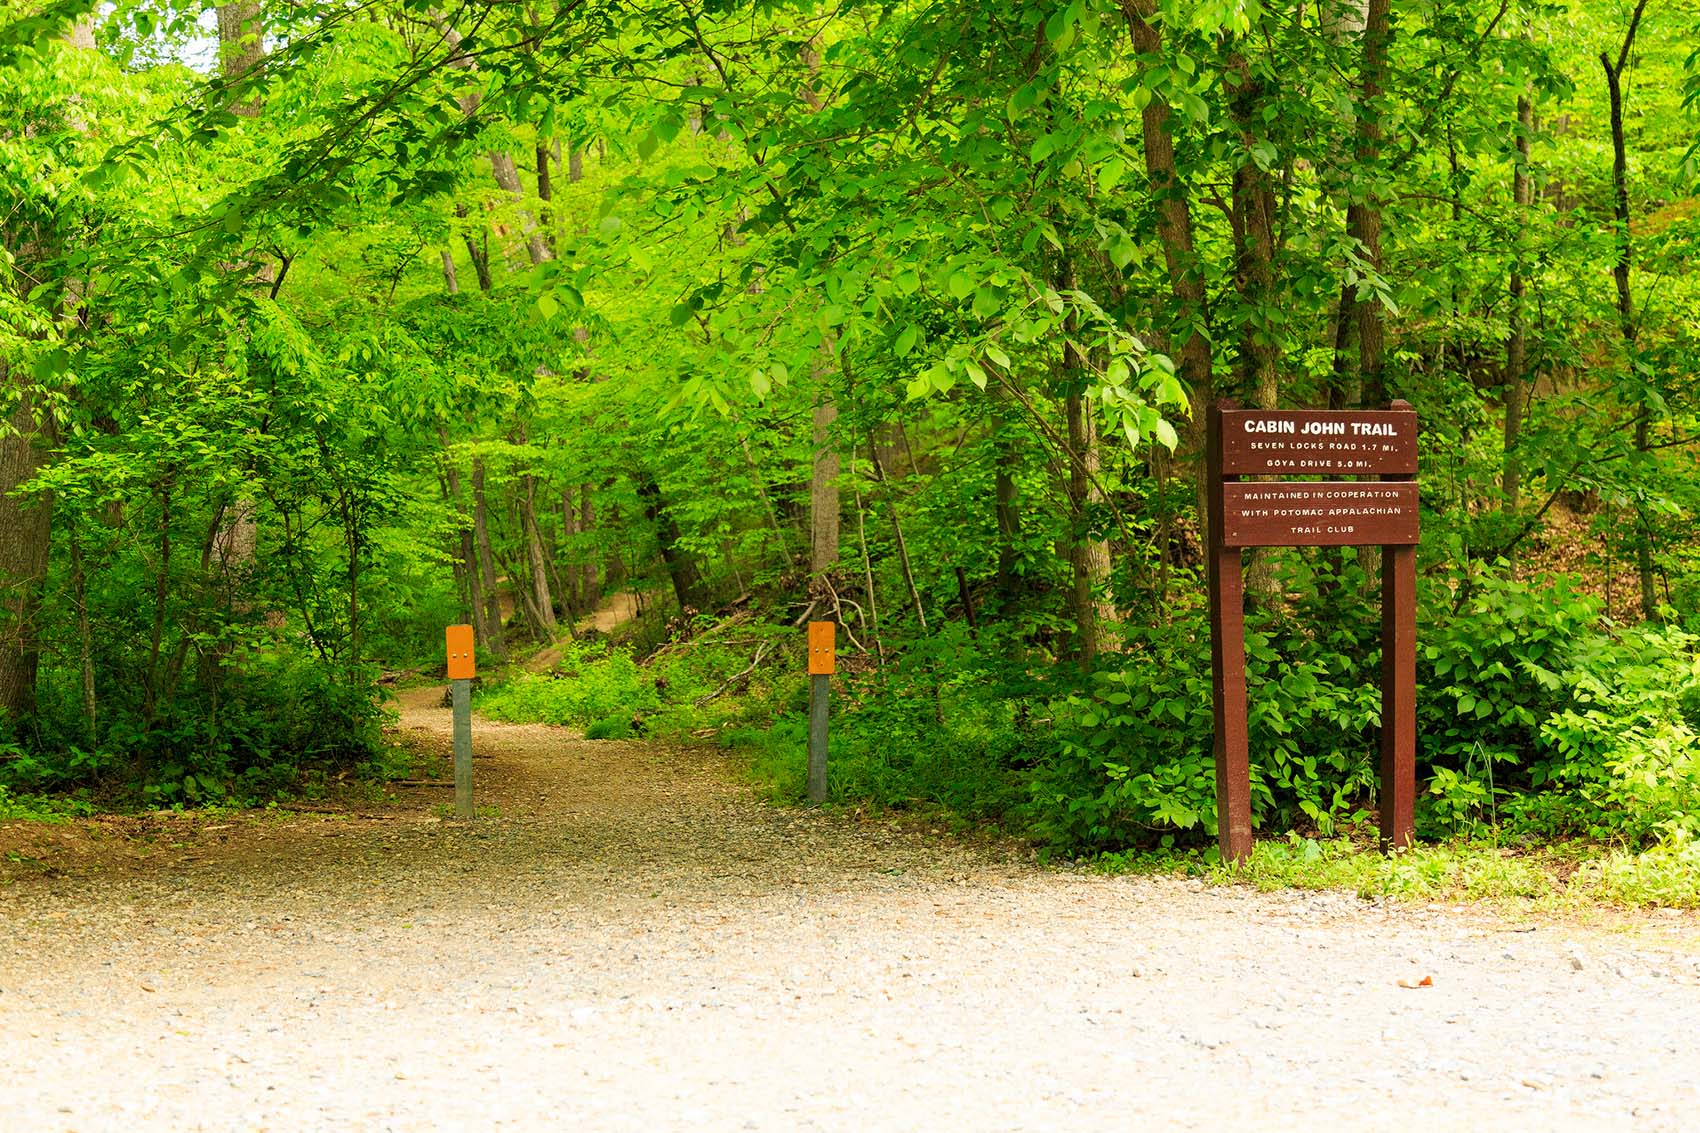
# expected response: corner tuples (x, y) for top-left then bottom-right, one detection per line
(1207, 400), (1419, 863)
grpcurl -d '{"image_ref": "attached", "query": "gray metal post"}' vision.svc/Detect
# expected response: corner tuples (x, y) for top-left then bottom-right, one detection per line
(452, 677), (473, 820)
(807, 672), (829, 804)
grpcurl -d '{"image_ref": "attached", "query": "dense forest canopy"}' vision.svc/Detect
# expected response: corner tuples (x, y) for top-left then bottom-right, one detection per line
(2, 0), (1699, 855)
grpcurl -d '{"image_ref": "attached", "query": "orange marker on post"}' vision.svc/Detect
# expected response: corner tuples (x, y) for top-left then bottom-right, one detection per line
(806, 621), (834, 803)
(446, 625), (475, 819)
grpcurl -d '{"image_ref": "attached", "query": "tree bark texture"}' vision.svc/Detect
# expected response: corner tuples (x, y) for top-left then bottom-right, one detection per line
(216, 1), (264, 116)
(637, 472), (702, 612)
(1349, 0), (1392, 405)
(488, 150), (552, 268)
(992, 393), (1025, 606)
(1226, 52), (1281, 411)
(1120, 0), (1213, 524)
(0, 388), (53, 726)
(1057, 256), (1113, 665)
(519, 470), (557, 634)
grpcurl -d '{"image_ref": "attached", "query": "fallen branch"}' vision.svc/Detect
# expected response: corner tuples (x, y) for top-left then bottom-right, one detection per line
(694, 639), (776, 707)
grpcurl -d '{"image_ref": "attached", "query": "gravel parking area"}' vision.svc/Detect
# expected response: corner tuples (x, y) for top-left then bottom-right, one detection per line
(3, 687), (1697, 1131)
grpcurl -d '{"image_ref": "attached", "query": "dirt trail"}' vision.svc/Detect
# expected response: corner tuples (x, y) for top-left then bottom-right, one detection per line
(2, 691), (1699, 1131)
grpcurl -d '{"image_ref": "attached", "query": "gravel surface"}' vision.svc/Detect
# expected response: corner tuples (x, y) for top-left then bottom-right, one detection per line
(3, 686), (1699, 1131)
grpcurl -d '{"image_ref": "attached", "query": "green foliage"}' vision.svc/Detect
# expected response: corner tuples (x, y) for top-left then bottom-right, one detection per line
(0, 783), (94, 823)
(1030, 575), (1382, 852)
(1581, 841), (1700, 908)
(3, 652), (385, 806)
(477, 634), (759, 735)
(480, 643), (658, 729)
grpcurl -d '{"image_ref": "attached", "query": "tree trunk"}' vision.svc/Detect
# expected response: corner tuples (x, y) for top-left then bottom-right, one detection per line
(637, 472), (702, 612)
(488, 149), (551, 268)
(809, 348), (841, 597)
(536, 143), (555, 257)
(0, 387), (52, 728)
(579, 487), (599, 613)
(519, 468), (557, 636)
(69, 527), (95, 743)
(1120, 0), (1213, 521)
(851, 468), (885, 663)
(558, 489), (582, 617)
(441, 439), (491, 652)
(1226, 52), (1281, 409)
(216, 1), (264, 116)
(440, 249), (460, 295)
(471, 458), (507, 659)
(1227, 46), (1282, 603)
(867, 439), (926, 630)
(1601, 0), (1653, 618)
(1349, 0), (1392, 405)
(1065, 391), (1114, 666)
(1502, 94), (1533, 514)
(456, 204), (493, 292)
(992, 392), (1025, 607)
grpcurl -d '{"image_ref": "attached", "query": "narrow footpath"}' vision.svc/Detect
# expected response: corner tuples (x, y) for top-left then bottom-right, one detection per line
(2, 687), (1697, 1131)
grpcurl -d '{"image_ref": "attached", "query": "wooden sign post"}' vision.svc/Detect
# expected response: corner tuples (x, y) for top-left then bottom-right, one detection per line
(446, 624), (476, 821)
(1207, 400), (1419, 862)
(806, 621), (835, 804)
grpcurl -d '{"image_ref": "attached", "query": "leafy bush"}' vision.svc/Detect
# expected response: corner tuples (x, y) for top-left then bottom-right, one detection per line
(1028, 588), (1381, 852)
(731, 625), (1039, 816)
(1530, 625), (1700, 844)
(6, 650), (386, 807)
(479, 643), (660, 727)
(1418, 574), (1603, 775)
(477, 634), (761, 733)
(0, 783), (94, 823)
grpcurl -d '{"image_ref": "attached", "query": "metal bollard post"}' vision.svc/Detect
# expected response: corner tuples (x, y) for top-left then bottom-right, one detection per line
(806, 621), (835, 804)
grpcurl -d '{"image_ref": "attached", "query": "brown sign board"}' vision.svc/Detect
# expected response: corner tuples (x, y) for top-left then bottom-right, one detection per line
(1221, 482), (1419, 547)
(446, 624), (475, 680)
(1218, 409), (1417, 476)
(807, 621), (836, 675)
(1206, 399), (1418, 865)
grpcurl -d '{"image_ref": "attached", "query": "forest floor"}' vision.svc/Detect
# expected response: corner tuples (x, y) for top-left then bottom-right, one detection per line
(3, 687), (1700, 1131)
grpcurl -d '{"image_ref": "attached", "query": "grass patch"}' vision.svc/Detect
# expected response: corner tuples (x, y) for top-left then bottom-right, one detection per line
(1088, 831), (1700, 910)
(0, 784), (94, 823)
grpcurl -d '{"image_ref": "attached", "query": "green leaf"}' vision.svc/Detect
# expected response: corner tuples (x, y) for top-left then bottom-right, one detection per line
(948, 271), (976, 300)
(894, 323), (920, 357)
(1098, 156), (1126, 194)
(32, 348), (68, 380)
